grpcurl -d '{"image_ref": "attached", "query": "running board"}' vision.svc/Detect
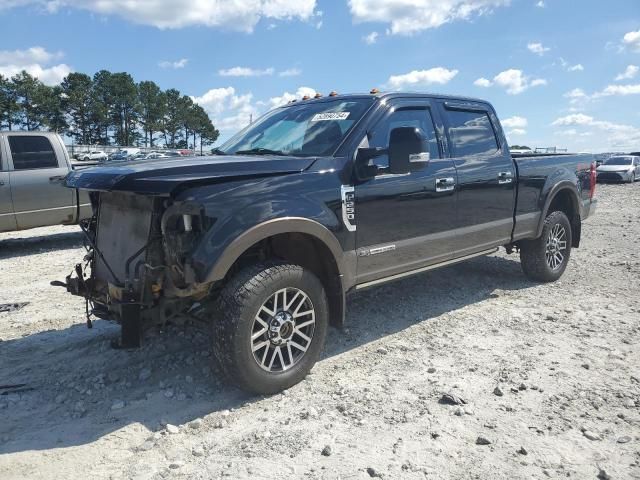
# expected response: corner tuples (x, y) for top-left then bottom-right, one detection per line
(355, 248), (499, 290)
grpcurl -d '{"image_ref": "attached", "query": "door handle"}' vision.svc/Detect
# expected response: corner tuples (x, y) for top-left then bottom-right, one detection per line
(0, 181), (5, 186)
(498, 171), (514, 184)
(435, 177), (455, 192)
(49, 175), (66, 183)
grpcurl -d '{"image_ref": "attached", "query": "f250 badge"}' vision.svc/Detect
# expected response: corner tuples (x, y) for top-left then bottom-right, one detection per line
(341, 185), (356, 232)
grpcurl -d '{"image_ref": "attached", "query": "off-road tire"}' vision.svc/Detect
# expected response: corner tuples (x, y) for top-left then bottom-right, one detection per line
(520, 211), (572, 283)
(212, 262), (328, 394)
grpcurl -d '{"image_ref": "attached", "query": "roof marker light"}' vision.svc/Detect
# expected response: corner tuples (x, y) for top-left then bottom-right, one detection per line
(314, 93), (322, 98)
(370, 88), (380, 94)
(329, 91), (338, 97)
(302, 95), (311, 100)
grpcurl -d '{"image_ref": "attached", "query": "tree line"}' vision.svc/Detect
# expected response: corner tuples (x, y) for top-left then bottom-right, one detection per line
(0, 70), (219, 150)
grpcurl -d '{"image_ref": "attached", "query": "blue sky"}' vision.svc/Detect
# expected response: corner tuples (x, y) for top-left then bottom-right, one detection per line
(0, 0), (639, 152)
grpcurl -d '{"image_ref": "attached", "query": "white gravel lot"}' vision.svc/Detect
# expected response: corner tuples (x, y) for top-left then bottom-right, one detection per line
(0, 183), (638, 480)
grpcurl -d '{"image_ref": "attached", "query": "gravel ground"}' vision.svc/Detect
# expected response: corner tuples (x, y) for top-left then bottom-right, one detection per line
(0, 183), (638, 480)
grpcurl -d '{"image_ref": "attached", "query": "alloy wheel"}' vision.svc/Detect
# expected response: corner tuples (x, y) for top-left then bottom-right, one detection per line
(545, 223), (568, 270)
(251, 287), (316, 372)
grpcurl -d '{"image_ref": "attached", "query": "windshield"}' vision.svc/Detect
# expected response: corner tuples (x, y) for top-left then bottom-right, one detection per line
(605, 157), (632, 165)
(220, 98), (374, 157)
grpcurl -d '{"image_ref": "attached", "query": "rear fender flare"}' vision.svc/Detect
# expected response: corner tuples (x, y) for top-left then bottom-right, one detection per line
(535, 181), (581, 238)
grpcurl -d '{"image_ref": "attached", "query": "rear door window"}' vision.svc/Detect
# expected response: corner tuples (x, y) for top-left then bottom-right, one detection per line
(8, 136), (59, 170)
(445, 109), (499, 157)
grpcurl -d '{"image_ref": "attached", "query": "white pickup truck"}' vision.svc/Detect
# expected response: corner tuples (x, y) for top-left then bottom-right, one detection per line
(0, 132), (92, 233)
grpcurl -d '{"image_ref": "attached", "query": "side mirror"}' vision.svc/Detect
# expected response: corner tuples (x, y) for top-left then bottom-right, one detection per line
(354, 146), (386, 181)
(388, 127), (429, 175)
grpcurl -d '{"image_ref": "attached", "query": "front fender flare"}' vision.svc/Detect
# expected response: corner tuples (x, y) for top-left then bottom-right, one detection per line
(203, 217), (346, 285)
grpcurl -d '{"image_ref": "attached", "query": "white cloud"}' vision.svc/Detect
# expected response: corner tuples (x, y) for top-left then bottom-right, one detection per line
(191, 86), (258, 132)
(557, 129), (578, 136)
(0, 46), (62, 65)
(535, 1), (544, 7)
(348, 0), (510, 36)
(1, 0), (318, 32)
(363, 31), (379, 44)
(491, 69), (547, 94)
(474, 77), (492, 87)
(558, 57), (583, 72)
(279, 67), (302, 77)
(0, 63), (71, 85)
(387, 67), (459, 89)
(158, 58), (188, 69)
(219, 66), (275, 77)
(623, 29), (640, 52)
(0, 46), (71, 85)
(268, 86), (317, 108)
(564, 88), (588, 105)
(527, 42), (550, 56)
(504, 118), (527, 138)
(552, 113), (640, 150)
(615, 65), (639, 81)
(501, 116), (528, 129)
(596, 84), (640, 96)
(507, 128), (526, 136)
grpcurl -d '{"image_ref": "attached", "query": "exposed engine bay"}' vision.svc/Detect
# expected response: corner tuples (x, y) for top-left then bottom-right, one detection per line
(60, 191), (212, 347)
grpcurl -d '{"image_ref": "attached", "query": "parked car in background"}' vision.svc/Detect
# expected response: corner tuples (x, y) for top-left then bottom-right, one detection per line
(0, 132), (92, 232)
(144, 151), (170, 160)
(80, 150), (107, 162)
(108, 151), (128, 162)
(596, 155), (640, 183)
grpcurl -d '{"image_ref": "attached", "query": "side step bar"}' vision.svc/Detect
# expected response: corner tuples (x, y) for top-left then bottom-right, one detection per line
(355, 248), (498, 290)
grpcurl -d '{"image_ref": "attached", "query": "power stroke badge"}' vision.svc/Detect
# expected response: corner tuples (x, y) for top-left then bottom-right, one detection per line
(341, 185), (356, 232)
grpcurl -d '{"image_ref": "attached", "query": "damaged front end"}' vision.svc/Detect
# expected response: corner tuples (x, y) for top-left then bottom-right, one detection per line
(58, 191), (213, 348)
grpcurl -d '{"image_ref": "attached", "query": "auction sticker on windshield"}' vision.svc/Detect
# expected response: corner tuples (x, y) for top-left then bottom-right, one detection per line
(311, 112), (350, 121)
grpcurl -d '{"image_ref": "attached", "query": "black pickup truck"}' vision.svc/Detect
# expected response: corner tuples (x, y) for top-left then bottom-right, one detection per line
(62, 92), (597, 394)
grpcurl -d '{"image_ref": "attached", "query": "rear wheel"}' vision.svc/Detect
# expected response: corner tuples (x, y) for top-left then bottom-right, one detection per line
(520, 211), (572, 282)
(212, 262), (328, 394)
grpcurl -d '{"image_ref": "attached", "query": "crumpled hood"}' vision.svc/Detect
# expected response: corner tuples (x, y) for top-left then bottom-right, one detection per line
(597, 165), (632, 172)
(65, 154), (317, 196)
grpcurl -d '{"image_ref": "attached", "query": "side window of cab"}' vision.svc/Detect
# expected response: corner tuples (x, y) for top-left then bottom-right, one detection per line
(444, 109), (500, 157)
(365, 106), (440, 168)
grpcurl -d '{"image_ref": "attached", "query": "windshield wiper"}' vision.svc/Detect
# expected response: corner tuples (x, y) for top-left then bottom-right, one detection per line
(235, 148), (288, 156)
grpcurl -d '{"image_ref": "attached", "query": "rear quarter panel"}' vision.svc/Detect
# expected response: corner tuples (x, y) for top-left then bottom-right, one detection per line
(513, 154), (593, 241)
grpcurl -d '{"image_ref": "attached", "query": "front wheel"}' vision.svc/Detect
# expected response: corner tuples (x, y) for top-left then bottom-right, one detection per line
(212, 262), (328, 394)
(520, 211), (572, 282)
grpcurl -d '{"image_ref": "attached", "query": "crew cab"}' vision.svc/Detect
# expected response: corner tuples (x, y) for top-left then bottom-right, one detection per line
(61, 92), (597, 394)
(0, 132), (92, 233)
